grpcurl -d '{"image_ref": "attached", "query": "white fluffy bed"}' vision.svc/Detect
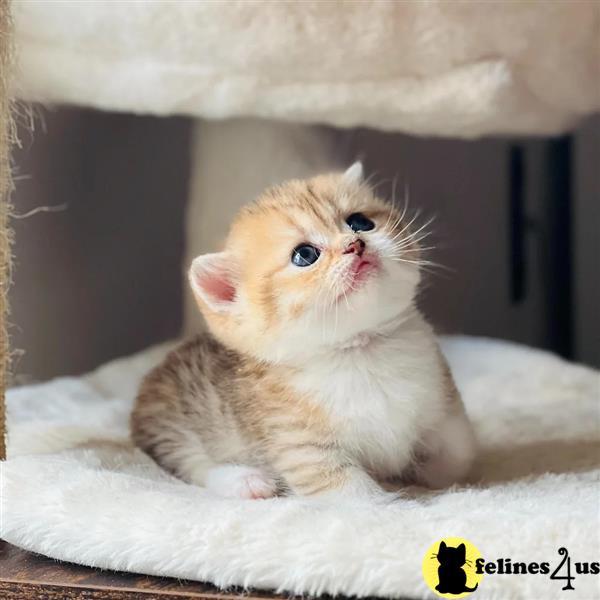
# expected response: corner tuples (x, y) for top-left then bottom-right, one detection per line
(2, 336), (598, 599)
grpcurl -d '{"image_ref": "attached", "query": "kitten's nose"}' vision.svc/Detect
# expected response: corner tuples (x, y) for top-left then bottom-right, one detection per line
(343, 239), (366, 257)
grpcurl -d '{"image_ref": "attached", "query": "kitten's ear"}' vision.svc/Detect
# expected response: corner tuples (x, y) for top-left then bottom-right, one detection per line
(458, 543), (466, 556)
(343, 161), (364, 186)
(189, 253), (237, 313)
(439, 541), (447, 551)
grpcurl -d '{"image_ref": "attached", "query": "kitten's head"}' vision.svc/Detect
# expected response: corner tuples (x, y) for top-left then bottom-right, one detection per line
(189, 163), (423, 362)
(437, 541), (466, 567)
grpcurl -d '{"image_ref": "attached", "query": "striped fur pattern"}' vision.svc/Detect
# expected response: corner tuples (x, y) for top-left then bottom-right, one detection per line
(131, 164), (477, 499)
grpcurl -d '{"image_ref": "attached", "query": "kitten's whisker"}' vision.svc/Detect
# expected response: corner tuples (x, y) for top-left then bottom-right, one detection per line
(382, 201), (397, 232)
(388, 209), (422, 243)
(326, 282), (339, 340)
(408, 213), (436, 234)
(389, 257), (442, 267)
(384, 195), (411, 237)
(407, 245), (437, 254)
(395, 208), (421, 237)
(334, 282), (341, 339)
(341, 280), (351, 311)
(389, 212), (433, 246)
(398, 215), (436, 245)
(383, 204), (405, 234)
(388, 257), (449, 275)
(390, 183), (410, 229)
(390, 230), (434, 250)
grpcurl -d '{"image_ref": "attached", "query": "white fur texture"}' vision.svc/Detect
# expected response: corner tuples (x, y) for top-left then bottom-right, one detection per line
(13, 2), (600, 137)
(284, 312), (470, 487)
(2, 337), (599, 599)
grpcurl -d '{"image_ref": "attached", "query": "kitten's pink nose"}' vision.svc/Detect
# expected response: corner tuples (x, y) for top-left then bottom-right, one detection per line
(343, 239), (366, 257)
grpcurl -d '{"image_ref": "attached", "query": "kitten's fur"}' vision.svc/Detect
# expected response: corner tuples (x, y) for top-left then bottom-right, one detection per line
(131, 163), (476, 499)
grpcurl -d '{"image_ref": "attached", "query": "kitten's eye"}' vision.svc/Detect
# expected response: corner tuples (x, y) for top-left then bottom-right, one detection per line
(291, 244), (321, 267)
(346, 212), (375, 232)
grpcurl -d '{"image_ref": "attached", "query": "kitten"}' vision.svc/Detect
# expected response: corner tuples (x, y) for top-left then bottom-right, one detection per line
(130, 163), (477, 499)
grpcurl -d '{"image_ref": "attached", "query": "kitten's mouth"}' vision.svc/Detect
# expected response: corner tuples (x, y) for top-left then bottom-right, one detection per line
(347, 255), (380, 290)
(331, 254), (381, 304)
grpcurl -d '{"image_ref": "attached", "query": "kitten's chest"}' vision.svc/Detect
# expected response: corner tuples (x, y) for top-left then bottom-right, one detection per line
(290, 342), (443, 475)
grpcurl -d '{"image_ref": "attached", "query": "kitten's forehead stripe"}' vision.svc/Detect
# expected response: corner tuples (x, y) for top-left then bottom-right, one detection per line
(222, 170), (421, 334)
(304, 182), (336, 229)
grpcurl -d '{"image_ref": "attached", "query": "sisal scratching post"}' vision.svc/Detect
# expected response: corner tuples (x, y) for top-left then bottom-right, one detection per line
(0, 0), (14, 461)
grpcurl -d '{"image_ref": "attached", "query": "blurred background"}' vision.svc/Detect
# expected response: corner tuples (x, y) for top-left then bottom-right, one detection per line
(9, 108), (599, 383)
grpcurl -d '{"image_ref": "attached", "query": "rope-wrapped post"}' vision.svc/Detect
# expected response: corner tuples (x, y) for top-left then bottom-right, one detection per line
(0, 0), (14, 461)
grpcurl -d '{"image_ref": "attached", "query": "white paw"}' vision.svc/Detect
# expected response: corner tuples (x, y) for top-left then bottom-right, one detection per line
(205, 464), (277, 499)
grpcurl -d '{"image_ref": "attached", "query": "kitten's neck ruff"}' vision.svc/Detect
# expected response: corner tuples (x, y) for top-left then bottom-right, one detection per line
(228, 306), (426, 368)
(323, 305), (423, 358)
(338, 331), (375, 351)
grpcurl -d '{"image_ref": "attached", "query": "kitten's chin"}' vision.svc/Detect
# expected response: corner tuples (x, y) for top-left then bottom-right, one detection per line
(231, 266), (419, 364)
(324, 271), (418, 345)
(257, 298), (416, 364)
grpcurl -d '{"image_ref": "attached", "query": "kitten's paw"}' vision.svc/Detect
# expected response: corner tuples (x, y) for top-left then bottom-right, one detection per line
(205, 464), (277, 499)
(308, 469), (397, 504)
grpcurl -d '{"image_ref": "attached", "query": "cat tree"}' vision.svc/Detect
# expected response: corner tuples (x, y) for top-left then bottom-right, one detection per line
(0, 0), (13, 462)
(2, 2), (599, 598)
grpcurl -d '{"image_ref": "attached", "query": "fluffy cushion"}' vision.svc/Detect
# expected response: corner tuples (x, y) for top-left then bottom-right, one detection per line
(13, 1), (600, 137)
(2, 337), (598, 599)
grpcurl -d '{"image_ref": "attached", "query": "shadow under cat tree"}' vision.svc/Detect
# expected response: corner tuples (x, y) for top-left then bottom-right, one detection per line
(475, 438), (600, 485)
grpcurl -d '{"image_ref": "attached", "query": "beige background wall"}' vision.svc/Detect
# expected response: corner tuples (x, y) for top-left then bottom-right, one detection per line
(8, 110), (599, 383)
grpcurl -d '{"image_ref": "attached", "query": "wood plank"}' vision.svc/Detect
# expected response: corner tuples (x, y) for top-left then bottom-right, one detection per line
(0, 582), (262, 600)
(0, 541), (287, 599)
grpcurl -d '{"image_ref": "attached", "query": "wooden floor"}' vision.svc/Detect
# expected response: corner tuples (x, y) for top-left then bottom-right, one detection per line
(0, 541), (293, 599)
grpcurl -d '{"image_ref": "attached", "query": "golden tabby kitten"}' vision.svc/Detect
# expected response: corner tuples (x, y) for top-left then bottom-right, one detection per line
(131, 163), (476, 499)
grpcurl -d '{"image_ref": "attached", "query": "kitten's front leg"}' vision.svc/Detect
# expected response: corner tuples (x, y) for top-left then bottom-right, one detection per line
(417, 408), (477, 489)
(270, 441), (385, 499)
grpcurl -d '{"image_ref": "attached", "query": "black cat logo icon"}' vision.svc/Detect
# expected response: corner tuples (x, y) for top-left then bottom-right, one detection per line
(422, 537), (484, 598)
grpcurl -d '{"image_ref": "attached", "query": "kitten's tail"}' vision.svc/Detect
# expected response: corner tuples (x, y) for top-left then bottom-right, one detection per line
(464, 583), (478, 592)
